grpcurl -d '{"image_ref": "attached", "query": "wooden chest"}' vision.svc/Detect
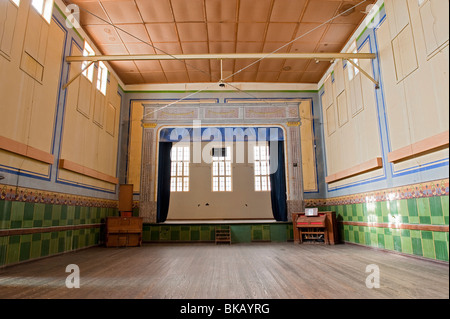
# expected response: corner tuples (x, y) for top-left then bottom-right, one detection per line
(105, 217), (143, 247)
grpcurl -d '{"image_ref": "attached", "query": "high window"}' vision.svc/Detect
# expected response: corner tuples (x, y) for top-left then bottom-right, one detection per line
(347, 41), (360, 81)
(254, 145), (271, 192)
(170, 146), (190, 192)
(212, 147), (232, 192)
(97, 61), (108, 95)
(82, 40), (95, 82)
(31, 0), (53, 23)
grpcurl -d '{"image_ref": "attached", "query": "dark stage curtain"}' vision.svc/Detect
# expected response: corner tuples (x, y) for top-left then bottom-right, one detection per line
(269, 141), (288, 222)
(157, 142), (173, 223)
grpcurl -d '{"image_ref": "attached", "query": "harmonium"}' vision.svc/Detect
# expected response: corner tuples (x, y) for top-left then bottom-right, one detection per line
(292, 209), (338, 245)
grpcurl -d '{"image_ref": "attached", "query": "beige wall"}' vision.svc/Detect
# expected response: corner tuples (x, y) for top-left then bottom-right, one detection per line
(379, 0), (449, 172)
(0, 0), (64, 177)
(167, 142), (273, 220)
(0, 0), (122, 192)
(320, 0), (449, 188)
(321, 41), (383, 187)
(59, 42), (121, 191)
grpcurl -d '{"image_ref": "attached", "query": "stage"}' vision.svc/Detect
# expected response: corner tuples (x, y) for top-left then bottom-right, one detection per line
(142, 220), (293, 243)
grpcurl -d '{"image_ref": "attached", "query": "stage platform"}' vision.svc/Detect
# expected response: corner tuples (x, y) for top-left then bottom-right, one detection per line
(163, 219), (280, 224)
(142, 220), (293, 244)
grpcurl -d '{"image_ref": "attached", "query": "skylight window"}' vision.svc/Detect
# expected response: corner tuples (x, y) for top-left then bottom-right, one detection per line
(97, 61), (108, 95)
(82, 41), (95, 82)
(31, 0), (54, 23)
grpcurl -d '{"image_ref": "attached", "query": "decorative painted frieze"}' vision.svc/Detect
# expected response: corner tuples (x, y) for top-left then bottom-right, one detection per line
(0, 184), (117, 208)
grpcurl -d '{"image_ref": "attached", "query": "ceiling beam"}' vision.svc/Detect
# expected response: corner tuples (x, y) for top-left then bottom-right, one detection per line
(66, 52), (377, 63)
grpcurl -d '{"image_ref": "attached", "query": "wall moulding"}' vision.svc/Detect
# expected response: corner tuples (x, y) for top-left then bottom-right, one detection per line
(0, 136), (54, 165)
(325, 157), (383, 184)
(0, 184), (118, 208)
(387, 131), (449, 163)
(59, 159), (119, 185)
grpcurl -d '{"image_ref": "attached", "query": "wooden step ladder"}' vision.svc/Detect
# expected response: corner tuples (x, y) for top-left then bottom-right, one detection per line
(215, 226), (231, 244)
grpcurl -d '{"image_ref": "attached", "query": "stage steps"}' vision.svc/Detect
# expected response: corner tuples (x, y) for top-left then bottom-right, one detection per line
(215, 226), (231, 244)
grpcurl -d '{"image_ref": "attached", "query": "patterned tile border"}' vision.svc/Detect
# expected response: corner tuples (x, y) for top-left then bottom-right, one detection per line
(305, 179), (449, 207)
(0, 184), (118, 208)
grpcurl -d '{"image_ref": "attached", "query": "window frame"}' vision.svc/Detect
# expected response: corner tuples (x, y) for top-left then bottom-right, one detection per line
(253, 144), (271, 192)
(212, 145), (232, 192)
(97, 61), (108, 95)
(170, 145), (190, 193)
(347, 41), (360, 81)
(82, 41), (95, 82)
(31, 0), (54, 24)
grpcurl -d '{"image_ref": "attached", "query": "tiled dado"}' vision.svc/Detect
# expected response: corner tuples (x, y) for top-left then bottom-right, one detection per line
(0, 185), (119, 267)
(143, 223), (294, 244)
(306, 179), (449, 262)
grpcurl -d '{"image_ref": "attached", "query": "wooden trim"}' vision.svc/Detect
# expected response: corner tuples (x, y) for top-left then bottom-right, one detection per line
(341, 221), (449, 232)
(0, 223), (103, 237)
(325, 157), (383, 184)
(0, 135), (54, 165)
(59, 159), (119, 184)
(388, 131), (449, 163)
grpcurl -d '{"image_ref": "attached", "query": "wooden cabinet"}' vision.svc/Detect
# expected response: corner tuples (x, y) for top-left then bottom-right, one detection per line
(105, 217), (143, 247)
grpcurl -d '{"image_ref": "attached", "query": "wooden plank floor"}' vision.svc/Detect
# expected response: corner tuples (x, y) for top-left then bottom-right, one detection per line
(0, 243), (448, 299)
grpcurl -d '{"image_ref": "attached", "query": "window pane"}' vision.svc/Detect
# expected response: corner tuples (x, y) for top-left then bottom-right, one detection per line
(43, 0), (53, 23)
(183, 162), (189, 176)
(82, 41), (94, 81)
(183, 177), (189, 192)
(225, 162), (231, 176)
(171, 162), (177, 176)
(177, 162), (183, 176)
(171, 177), (176, 192)
(254, 146), (260, 160)
(226, 177), (232, 191)
(219, 162), (224, 175)
(32, 0), (44, 14)
(261, 161), (267, 175)
(171, 148), (177, 161)
(260, 146), (267, 160)
(261, 176), (268, 191)
(213, 162), (218, 176)
(255, 177), (261, 192)
(254, 144), (270, 191)
(254, 162), (260, 176)
(213, 177), (218, 192)
(97, 62), (107, 95)
(177, 177), (183, 192)
(184, 147), (190, 161)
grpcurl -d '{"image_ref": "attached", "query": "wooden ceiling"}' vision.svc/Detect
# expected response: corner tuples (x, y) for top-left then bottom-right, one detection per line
(67, 0), (375, 85)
